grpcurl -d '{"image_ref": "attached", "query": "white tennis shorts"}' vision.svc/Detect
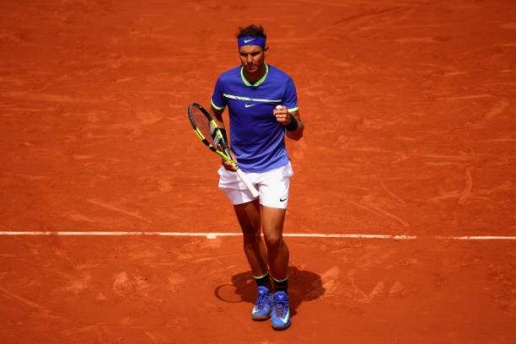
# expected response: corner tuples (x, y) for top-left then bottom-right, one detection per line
(218, 162), (294, 209)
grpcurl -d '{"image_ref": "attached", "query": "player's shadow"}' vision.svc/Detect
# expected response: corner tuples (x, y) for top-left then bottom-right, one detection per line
(214, 266), (325, 317)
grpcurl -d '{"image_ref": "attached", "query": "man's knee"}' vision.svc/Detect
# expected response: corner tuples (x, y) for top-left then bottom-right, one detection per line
(263, 231), (283, 249)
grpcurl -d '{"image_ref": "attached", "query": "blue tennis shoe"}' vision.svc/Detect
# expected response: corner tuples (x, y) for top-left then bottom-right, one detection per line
(251, 286), (272, 320)
(271, 291), (291, 330)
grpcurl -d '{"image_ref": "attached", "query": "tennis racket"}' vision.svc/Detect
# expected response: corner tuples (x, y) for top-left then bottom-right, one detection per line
(187, 102), (260, 198)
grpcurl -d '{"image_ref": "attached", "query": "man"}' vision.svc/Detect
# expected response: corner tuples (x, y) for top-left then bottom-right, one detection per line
(209, 24), (304, 330)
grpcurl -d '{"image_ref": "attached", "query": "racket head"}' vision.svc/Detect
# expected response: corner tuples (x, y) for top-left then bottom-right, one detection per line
(187, 102), (260, 198)
(187, 103), (234, 164)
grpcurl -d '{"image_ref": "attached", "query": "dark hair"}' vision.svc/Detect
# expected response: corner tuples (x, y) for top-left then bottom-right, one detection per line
(237, 24), (266, 39)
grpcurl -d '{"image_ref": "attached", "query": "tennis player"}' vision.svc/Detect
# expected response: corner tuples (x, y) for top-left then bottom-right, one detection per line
(209, 24), (304, 330)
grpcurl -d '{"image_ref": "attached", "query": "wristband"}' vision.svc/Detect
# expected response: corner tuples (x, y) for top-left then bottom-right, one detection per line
(285, 115), (298, 131)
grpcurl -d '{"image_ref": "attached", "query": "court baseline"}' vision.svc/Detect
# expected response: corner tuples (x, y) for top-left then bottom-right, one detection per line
(1, 231), (515, 241)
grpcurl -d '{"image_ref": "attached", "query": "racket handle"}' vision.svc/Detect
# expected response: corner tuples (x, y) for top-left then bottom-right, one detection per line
(236, 168), (260, 198)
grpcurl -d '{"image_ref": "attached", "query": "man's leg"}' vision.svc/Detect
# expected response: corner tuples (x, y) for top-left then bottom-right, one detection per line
(261, 206), (291, 330)
(260, 206), (289, 281)
(233, 200), (272, 320)
(234, 199), (269, 278)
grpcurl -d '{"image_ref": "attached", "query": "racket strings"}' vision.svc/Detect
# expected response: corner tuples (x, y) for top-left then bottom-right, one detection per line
(191, 107), (216, 146)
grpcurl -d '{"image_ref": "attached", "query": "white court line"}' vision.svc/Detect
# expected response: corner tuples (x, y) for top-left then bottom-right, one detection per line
(0, 231), (515, 240)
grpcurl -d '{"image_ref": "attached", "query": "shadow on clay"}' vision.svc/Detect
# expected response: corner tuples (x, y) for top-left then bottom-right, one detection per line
(214, 266), (325, 317)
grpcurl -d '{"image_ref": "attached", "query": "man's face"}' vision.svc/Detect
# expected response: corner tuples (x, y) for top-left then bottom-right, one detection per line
(239, 45), (266, 75)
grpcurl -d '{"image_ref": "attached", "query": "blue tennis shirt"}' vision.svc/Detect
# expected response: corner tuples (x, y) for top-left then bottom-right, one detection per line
(211, 64), (299, 173)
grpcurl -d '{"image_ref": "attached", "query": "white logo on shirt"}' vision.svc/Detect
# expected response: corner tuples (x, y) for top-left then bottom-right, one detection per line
(244, 103), (256, 108)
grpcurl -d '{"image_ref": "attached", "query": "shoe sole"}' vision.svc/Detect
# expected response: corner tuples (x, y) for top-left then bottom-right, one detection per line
(252, 314), (271, 321)
(272, 321), (291, 331)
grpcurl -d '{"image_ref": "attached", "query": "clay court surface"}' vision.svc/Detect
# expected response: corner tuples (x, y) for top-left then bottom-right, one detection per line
(1, 0), (515, 343)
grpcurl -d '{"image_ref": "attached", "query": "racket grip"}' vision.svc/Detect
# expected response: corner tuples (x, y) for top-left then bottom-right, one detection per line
(236, 168), (260, 198)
